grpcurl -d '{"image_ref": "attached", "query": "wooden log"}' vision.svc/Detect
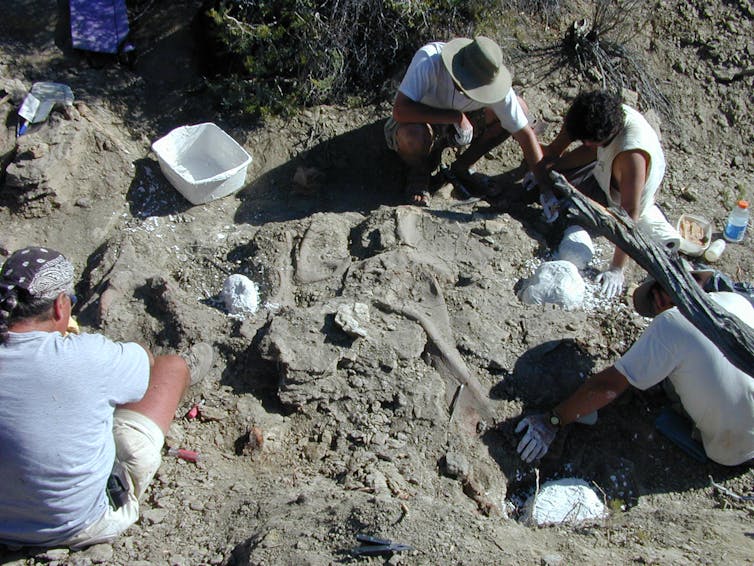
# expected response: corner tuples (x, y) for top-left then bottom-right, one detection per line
(549, 171), (754, 377)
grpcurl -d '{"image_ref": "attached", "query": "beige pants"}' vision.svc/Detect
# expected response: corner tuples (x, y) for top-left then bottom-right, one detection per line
(63, 409), (164, 549)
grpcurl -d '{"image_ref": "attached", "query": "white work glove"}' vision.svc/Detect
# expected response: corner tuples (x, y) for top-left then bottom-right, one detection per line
(595, 266), (625, 298)
(523, 171), (538, 192)
(453, 122), (473, 146)
(515, 414), (558, 463)
(539, 190), (560, 223)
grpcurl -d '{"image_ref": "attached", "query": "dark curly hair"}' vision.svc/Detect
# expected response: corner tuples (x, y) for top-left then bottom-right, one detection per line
(0, 287), (54, 344)
(564, 90), (625, 143)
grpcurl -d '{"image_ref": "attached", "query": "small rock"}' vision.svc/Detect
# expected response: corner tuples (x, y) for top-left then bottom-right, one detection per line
(166, 422), (185, 446)
(334, 302), (370, 338)
(292, 165), (323, 194)
(680, 187), (698, 202)
(142, 508), (168, 525)
(81, 543), (114, 563)
(242, 426), (264, 456)
(443, 452), (470, 481)
(371, 431), (389, 446)
(39, 548), (70, 561)
(541, 553), (564, 566)
(75, 197), (92, 208)
(198, 405), (226, 422)
(0, 78), (29, 103)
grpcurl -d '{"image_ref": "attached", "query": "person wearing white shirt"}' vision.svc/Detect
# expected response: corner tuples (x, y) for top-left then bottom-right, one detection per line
(385, 36), (548, 206)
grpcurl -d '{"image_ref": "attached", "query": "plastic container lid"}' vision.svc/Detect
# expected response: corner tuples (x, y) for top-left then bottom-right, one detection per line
(738, 200), (749, 209)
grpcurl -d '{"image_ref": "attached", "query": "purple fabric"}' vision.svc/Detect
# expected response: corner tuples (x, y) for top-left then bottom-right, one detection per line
(0, 247), (74, 301)
(70, 0), (130, 54)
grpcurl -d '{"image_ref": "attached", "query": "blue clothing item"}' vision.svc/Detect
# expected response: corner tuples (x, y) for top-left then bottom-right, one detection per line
(0, 331), (149, 546)
(70, 0), (130, 54)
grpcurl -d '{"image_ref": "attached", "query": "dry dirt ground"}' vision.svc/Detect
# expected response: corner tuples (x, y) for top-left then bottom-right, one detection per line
(1, 1), (754, 565)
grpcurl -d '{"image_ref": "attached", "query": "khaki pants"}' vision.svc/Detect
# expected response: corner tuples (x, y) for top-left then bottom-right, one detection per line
(63, 409), (164, 549)
(383, 109), (489, 152)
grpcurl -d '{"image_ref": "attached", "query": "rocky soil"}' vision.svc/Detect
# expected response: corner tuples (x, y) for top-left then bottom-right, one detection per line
(1, 1), (753, 565)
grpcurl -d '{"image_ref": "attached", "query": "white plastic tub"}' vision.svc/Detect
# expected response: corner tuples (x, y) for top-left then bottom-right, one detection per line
(152, 123), (252, 205)
(677, 213), (712, 257)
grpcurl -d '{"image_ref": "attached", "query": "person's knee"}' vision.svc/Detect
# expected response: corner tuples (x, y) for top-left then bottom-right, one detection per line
(396, 123), (432, 157)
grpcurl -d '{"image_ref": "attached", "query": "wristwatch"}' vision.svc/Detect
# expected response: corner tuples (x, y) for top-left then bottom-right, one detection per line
(548, 410), (561, 427)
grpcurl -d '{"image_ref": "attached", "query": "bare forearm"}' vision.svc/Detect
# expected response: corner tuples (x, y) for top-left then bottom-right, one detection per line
(610, 246), (629, 271)
(392, 93), (462, 125)
(553, 144), (598, 171)
(542, 126), (572, 159)
(554, 366), (630, 425)
(513, 126), (547, 182)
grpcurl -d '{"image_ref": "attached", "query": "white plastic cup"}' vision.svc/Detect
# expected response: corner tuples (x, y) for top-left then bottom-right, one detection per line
(704, 239), (726, 262)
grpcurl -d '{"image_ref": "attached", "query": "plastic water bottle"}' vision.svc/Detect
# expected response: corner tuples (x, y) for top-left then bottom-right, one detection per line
(723, 200), (749, 243)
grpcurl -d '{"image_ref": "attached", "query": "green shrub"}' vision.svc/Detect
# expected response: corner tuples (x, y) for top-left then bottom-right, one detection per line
(196, 0), (493, 118)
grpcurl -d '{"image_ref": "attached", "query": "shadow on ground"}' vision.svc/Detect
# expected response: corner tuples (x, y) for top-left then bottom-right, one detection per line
(234, 119), (405, 226)
(483, 339), (752, 510)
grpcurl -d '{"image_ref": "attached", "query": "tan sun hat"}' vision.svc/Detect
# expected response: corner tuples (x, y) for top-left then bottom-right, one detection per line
(632, 267), (715, 318)
(441, 36), (512, 105)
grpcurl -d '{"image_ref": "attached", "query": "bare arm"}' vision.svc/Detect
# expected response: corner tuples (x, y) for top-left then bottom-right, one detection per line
(512, 124), (548, 185)
(541, 125), (573, 161)
(609, 150), (648, 270)
(542, 125), (597, 170)
(554, 365), (631, 425)
(554, 144), (599, 170)
(392, 91), (464, 126)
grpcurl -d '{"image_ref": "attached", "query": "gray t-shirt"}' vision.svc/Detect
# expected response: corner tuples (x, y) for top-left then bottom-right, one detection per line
(0, 330), (149, 546)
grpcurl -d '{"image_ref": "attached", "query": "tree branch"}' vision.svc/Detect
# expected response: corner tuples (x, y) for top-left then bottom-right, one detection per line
(550, 171), (754, 377)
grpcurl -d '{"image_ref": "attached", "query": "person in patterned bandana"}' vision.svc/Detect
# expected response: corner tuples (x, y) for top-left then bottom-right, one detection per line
(0, 247), (213, 548)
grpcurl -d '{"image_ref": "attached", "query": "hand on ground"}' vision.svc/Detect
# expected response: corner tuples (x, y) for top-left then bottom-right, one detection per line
(596, 267), (624, 298)
(515, 414), (558, 463)
(453, 121), (473, 146)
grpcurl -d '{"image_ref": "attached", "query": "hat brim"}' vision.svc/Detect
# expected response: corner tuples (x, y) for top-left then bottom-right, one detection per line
(441, 38), (512, 105)
(632, 269), (715, 318)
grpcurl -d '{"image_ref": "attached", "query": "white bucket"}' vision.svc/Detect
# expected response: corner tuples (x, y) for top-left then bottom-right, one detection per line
(152, 123), (252, 205)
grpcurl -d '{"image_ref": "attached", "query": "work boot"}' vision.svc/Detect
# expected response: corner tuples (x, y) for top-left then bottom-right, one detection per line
(182, 342), (214, 386)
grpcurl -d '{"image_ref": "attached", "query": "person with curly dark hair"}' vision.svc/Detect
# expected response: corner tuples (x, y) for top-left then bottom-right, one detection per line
(562, 90), (625, 144)
(527, 90), (677, 299)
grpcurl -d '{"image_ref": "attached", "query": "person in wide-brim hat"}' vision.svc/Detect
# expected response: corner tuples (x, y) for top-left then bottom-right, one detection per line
(440, 36), (512, 105)
(384, 35), (549, 207)
(514, 264), (754, 468)
(631, 267), (715, 318)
